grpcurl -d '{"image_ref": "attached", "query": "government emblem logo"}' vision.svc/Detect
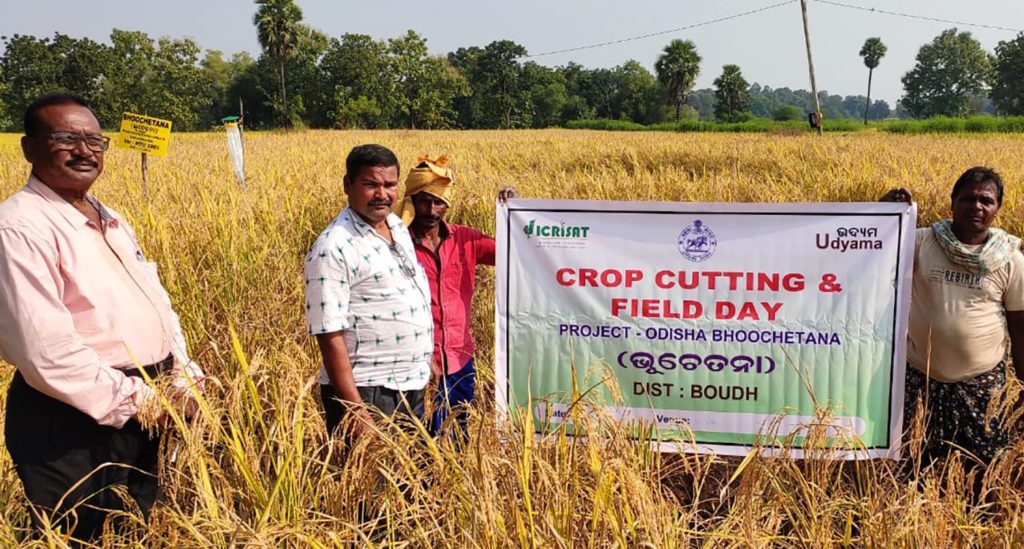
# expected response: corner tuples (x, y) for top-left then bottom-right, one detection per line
(678, 220), (716, 262)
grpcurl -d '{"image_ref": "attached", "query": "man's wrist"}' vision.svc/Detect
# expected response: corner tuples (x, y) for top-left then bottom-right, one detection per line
(132, 384), (160, 427)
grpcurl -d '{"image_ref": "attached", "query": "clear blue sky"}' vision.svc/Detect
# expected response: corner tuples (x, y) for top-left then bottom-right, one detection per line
(2, 0), (1021, 104)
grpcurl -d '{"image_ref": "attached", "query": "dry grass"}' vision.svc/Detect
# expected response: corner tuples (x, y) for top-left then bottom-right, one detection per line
(0, 129), (1024, 546)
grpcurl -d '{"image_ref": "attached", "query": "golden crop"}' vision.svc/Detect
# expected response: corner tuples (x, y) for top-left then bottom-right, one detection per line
(1, 129), (1024, 546)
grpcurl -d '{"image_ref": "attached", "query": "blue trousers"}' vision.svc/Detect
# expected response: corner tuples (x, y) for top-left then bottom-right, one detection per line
(432, 358), (476, 435)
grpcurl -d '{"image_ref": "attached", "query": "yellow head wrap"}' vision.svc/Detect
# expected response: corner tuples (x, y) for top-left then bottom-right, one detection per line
(398, 155), (454, 226)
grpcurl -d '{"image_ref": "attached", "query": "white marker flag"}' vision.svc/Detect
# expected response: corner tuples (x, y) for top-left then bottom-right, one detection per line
(225, 122), (246, 190)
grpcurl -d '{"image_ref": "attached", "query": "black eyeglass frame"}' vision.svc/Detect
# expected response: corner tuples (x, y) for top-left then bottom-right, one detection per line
(33, 132), (111, 153)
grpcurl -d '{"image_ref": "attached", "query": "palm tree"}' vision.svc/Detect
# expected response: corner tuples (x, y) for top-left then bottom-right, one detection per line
(859, 37), (887, 124)
(253, 0), (303, 127)
(655, 39), (701, 121)
(713, 65), (752, 122)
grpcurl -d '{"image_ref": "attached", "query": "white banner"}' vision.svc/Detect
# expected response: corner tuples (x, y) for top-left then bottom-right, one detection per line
(496, 199), (917, 459)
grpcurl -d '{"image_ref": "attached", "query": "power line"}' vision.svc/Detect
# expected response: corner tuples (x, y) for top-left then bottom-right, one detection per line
(522, 0), (797, 59)
(815, 0), (1023, 33)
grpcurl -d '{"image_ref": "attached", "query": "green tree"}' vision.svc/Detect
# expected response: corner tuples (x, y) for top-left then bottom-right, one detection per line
(446, 46), (483, 127)
(227, 59), (272, 129)
(321, 34), (392, 128)
(859, 37), (887, 124)
(481, 40), (530, 128)
(1, 34), (64, 130)
(253, 0), (303, 127)
(387, 30), (429, 128)
(614, 60), (663, 124)
(386, 30), (468, 129)
(149, 37), (214, 130)
(420, 56), (470, 129)
(0, 33), (116, 129)
(103, 29), (162, 124)
(867, 99), (891, 119)
(654, 39), (701, 121)
(201, 50), (255, 127)
(713, 64), (751, 122)
(687, 89), (715, 120)
(332, 93), (383, 129)
(450, 40), (529, 128)
(281, 24), (330, 127)
(558, 62), (597, 120)
(51, 34), (114, 122)
(581, 68), (618, 119)
(773, 104), (803, 121)
(0, 62), (8, 130)
(103, 31), (213, 130)
(992, 32), (1024, 115)
(900, 28), (993, 118)
(523, 62), (567, 128)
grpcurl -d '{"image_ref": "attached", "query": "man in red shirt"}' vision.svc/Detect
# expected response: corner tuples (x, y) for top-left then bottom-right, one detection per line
(398, 156), (515, 434)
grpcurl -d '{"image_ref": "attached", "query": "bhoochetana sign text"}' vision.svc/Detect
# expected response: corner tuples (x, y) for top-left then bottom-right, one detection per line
(116, 112), (172, 157)
(495, 200), (917, 459)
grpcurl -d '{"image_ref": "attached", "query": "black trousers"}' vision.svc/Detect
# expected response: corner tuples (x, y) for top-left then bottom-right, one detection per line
(320, 384), (425, 436)
(5, 359), (169, 542)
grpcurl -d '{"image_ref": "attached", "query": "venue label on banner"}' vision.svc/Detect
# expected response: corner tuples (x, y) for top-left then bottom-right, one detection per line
(495, 200), (917, 459)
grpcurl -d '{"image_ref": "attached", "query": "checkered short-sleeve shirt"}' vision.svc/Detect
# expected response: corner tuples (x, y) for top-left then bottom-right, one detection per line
(305, 208), (432, 390)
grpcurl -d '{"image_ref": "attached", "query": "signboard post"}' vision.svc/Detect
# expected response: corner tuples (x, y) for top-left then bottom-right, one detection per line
(115, 112), (172, 199)
(495, 199), (917, 459)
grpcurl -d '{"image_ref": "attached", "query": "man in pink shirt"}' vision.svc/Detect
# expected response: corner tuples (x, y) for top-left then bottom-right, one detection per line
(0, 94), (203, 541)
(397, 156), (515, 434)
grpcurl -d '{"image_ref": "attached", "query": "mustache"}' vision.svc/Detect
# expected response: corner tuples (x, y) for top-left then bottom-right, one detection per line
(66, 157), (99, 168)
(367, 199), (392, 207)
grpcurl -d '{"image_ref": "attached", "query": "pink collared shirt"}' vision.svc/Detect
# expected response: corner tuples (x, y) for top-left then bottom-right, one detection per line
(0, 176), (202, 428)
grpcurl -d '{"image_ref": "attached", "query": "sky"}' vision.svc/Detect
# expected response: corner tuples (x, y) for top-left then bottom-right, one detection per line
(1, 0), (1021, 105)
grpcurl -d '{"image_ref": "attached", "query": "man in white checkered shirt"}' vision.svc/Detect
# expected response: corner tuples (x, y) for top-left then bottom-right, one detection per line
(305, 144), (435, 439)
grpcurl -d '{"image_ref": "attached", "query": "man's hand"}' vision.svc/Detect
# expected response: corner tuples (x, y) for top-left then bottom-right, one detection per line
(345, 406), (376, 442)
(497, 186), (520, 204)
(880, 188), (913, 203)
(429, 357), (443, 389)
(171, 372), (208, 423)
(141, 387), (201, 430)
(424, 358), (443, 419)
(171, 387), (201, 422)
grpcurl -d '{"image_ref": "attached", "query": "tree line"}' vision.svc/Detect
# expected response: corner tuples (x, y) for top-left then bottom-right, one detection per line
(0, 29), (894, 131)
(0, 0), (1022, 131)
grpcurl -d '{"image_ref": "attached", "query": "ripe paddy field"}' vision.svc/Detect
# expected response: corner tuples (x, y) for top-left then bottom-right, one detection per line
(0, 129), (1023, 546)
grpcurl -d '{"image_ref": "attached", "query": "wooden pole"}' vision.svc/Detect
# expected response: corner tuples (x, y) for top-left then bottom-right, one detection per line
(864, 68), (873, 125)
(800, 0), (823, 135)
(238, 97), (245, 144)
(238, 97), (248, 192)
(141, 152), (150, 200)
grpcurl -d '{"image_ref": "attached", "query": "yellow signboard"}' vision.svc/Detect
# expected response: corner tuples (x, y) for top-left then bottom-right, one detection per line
(115, 112), (172, 157)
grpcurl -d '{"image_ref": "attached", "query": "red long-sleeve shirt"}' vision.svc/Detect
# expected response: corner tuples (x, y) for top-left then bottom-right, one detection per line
(412, 222), (495, 374)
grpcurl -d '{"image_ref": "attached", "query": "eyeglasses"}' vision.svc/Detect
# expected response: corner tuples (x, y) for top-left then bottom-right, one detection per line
(389, 242), (418, 279)
(36, 132), (110, 152)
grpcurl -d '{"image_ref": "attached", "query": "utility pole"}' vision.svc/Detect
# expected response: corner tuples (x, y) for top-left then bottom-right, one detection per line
(800, 0), (823, 135)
